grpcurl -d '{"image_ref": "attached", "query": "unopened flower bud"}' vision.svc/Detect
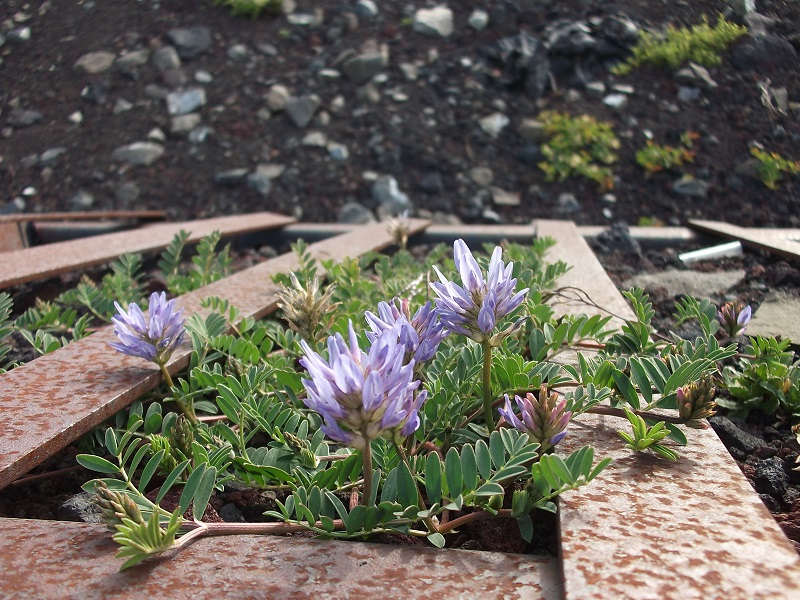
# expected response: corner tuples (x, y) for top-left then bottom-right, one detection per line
(276, 273), (339, 343)
(717, 301), (752, 338)
(93, 480), (144, 531)
(498, 386), (572, 453)
(676, 375), (716, 428)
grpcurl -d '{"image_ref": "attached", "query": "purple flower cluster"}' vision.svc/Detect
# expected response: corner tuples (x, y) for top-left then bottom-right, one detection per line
(300, 321), (427, 450)
(717, 301), (752, 338)
(110, 292), (186, 365)
(499, 388), (572, 452)
(430, 239), (528, 343)
(365, 298), (447, 364)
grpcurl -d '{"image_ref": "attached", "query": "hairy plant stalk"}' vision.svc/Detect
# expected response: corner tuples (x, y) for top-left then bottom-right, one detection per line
(177, 518), (347, 548)
(436, 509), (514, 534)
(482, 341), (495, 431)
(361, 442), (373, 506)
(160, 364), (197, 424)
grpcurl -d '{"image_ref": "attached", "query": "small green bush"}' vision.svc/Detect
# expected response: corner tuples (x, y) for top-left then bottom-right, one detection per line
(751, 147), (800, 190)
(537, 111), (619, 190)
(613, 15), (747, 75)
(636, 131), (698, 174)
(213, 0), (283, 19)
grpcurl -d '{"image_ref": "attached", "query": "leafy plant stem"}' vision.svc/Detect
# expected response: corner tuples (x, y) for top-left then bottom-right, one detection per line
(177, 517), (348, 548)
(159, 363), (198, 424)
(482, 340), (495, 431)
(436, 509), (513, 535)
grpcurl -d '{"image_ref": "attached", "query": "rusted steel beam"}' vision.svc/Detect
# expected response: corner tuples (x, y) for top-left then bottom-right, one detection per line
(0, 212), (296, 288)
(0, 210), (167, 224)
(0, 220), (429, 491)
(689, 219), (800, 263)
(534, 220), (636, 328)
(558, 413), (800, 599)
(0, 518), (560, 598)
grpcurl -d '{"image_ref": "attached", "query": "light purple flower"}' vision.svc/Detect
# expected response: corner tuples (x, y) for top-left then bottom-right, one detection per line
(430, 239), (528, 343)
(365, 298), (448, 364)
(717, 301), (752, 338)
(499, 388), (571, 452)
(110, 292), (186, 365)
(300, 321), (427, 450)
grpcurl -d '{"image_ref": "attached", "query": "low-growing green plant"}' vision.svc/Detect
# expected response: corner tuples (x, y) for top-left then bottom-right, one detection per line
(636, 131), (698, 174)
(213, 0), (284, 19)
(750, 147), (800, 190)
(537, 111), (619, 190)
(70, 235), (788, 570)
(719, 336), (800, 418)
(612, 15), (747, 75)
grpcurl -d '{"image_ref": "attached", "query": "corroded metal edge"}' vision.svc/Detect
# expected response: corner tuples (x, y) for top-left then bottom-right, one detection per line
(0, 210), (167, 224)
(534, 220), (636, 327)
(558, 413), (800, 599)
(688, 219), (800, 262)
(0, 220), (430, 490)
(0, 518), (560, 599)
(0, 212), (296, 288)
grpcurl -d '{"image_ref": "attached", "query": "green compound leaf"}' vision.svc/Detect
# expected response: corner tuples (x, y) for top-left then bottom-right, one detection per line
(77, 454), (119, 475)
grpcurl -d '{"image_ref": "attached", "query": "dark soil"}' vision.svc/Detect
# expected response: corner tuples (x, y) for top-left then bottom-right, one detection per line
(1, 0), (799, 226)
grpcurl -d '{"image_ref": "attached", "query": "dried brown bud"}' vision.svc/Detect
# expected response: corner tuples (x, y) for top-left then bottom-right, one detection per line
(676, 375), (716, 428)
(276, 273), (339, 343)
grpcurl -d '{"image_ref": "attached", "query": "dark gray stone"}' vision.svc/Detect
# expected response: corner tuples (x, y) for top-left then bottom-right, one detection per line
(709, 416), (768, 456)
(754, 457), (790, 498)
(167, 26), (212, 59)
(7, 109), (43, 128)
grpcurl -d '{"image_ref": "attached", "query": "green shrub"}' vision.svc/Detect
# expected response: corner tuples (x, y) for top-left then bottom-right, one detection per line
(613, 15), (747, 75)
(750, 147), (800, 190)
(213, 0), (283, 19)
(537, 111), (619, 190)
(636, 131), (698, 174)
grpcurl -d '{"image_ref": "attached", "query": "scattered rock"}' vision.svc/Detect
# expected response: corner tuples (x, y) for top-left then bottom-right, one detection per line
(339, 201), (376, 224)
(490, 187), (520, 206)
(7, 108), (43, 128)
(171, 113), (202, 136)
(74, 51), (116, 74)
(482, 33), (550, 100)
(167, 26), (212, 59)
(372, 175), (411, 216)
(468, 9), (489, 31)
(166, 88), (206, 116)
(556, 192), (581, 214)
(479, 113), (509, 138)
(672, 174), (709, 198)
(413, 7), (454, 38)
(152, 46), (182, 71)
(709, 416), (769, 457)
(755, 457), (790, 498)
(69, 189), (95, 210)
(247, 166), (273, 197)
(285, 94), (321, 128)
(58, 492), (103, 523)
(111, 141), (165, 166)
(214, 168), (249, 187)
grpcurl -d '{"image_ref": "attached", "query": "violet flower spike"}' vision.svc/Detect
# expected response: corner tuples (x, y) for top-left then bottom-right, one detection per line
(430, 239), (528, 343)
(365, 298), (448, 364)
(499, 388), (572, 453)
(110, 292), (186, 366)
(717, 301), (752, 338)
(300, 321), (427, 450)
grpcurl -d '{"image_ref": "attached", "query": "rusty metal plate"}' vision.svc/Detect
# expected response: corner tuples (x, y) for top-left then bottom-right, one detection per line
(0, 212), (296, 288)
(689, 219), (800, 263)
(0, 220), (430, 490)
(535, 220), (636, 327)
(558, 413), (800, 599)
(0, 518), (560, 598)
